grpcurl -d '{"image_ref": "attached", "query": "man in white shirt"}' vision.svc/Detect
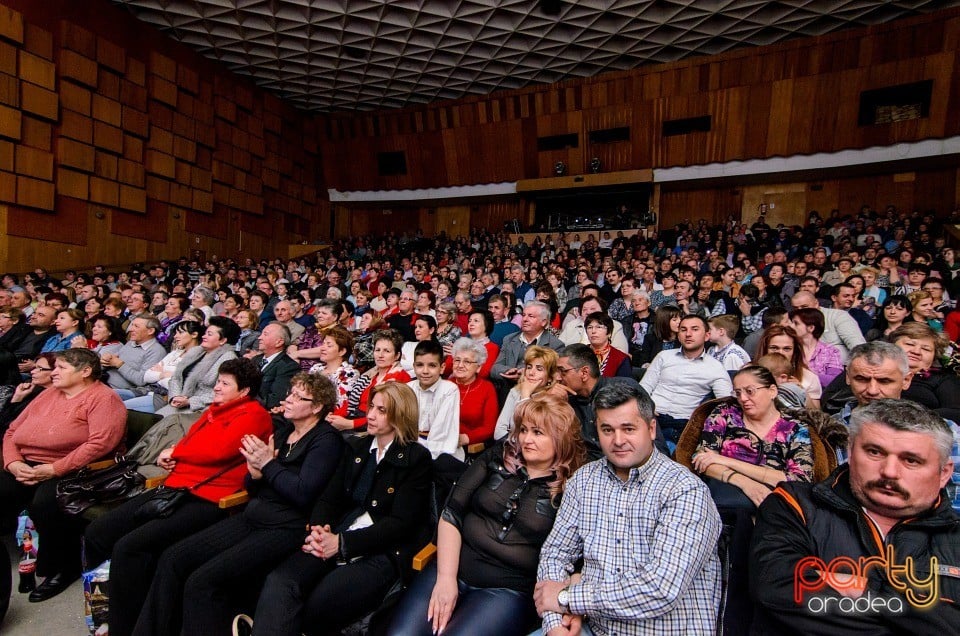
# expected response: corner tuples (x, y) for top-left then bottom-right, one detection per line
(640, 315), (733, 450)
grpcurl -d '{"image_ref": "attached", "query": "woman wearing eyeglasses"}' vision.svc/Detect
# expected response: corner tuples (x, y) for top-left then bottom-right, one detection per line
(387, 393), (585, 636)
(450, 338), (498, 449)
(127, 373), (344, 636)
(240, 382), (433, 636)
(691, 366), (815, 509)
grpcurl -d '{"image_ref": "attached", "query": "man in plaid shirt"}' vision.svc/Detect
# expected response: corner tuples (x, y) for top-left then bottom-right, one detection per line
(533, 382), (721, 635)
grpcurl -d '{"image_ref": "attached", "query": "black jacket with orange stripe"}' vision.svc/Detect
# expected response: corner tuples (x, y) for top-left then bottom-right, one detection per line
(749, 466), (960, 635)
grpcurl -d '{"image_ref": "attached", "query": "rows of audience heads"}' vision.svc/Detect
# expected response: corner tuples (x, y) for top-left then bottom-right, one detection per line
(1, 204), (959, 634)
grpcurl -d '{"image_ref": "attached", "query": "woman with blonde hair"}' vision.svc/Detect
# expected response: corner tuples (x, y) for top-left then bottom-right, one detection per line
(494, 346), (560, 440)
(244, 381), (433, 636)
(388, 393), (586, 636)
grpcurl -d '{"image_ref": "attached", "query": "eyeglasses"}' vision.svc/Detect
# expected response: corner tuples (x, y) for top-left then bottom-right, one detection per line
(497, 485), (525, 541)
(284, 391), (311, 403)
(34, 366), (53, 372)
(732, 385), (772, 399)
(556, 366), (575, 374)
(452, 358), (478, 366)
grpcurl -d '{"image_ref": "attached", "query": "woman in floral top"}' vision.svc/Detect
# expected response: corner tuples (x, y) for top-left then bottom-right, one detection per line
(307, 326), (359, 416)
(692, 365), (814, 508)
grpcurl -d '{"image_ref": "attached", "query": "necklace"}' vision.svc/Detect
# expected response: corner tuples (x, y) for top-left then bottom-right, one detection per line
(457, 378), (478, 401)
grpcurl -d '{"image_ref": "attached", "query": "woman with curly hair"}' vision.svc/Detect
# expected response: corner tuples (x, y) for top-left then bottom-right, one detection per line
(388, 393), (586, 636)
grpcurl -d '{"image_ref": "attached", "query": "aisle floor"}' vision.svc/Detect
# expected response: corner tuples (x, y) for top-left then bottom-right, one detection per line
(3, 538), (88, 635)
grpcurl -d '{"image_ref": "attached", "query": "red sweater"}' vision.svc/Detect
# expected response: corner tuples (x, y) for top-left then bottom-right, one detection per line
(164, 397), (272, 503)
(3, 382), (127, 476)
(457, 377), (498, 444)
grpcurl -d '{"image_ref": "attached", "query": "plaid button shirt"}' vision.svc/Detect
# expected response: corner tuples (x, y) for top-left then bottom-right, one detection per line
(538, 451), (722, 635)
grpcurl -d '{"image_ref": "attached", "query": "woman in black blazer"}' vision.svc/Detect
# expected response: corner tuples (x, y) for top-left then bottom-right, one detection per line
(247, 381), (433, 636)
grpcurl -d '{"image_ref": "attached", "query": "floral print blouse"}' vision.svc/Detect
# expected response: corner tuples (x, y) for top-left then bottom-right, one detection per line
(695, 402), (814, 482)
(307, 361), (359, 415)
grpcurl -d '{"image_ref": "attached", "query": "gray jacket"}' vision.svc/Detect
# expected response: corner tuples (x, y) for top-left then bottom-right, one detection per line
(160, 344), (237, 414)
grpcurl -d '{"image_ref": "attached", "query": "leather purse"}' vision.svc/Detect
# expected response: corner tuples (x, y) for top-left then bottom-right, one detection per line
(56, 456), (146, 515)
(132, 459), (245, 522)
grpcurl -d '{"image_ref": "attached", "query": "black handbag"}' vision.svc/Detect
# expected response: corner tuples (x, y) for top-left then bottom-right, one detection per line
(132, 459), (244, 523)
(56, 456), (146, 515)
(132, 485), (187, 522)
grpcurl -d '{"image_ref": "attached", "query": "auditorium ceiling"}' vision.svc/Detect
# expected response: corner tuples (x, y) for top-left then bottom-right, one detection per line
(109, 0), (959, 112)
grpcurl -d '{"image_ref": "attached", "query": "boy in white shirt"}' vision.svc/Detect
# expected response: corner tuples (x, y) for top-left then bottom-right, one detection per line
(707, 314), (750, 371)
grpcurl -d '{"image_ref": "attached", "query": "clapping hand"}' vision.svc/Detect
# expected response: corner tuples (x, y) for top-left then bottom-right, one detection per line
(240, 434), (276, 478)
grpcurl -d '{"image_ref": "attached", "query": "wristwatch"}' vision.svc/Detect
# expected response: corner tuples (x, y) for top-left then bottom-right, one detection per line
(557, 586), (570, 613)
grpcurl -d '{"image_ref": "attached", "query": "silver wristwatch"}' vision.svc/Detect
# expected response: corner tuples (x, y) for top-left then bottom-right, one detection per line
(557, 587), (570, 612)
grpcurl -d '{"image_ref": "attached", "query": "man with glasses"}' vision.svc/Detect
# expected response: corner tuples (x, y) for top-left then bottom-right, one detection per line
(452, 292), (473, 334)
(556, 344), (667, 461)
(386, 291), (420, 342)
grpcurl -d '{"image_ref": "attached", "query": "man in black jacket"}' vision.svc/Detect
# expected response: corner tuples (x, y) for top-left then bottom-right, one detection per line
(751, 399), (960, 634)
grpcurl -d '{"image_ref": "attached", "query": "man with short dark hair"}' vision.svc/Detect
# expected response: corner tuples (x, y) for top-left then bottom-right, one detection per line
(534, 381), (721, 636)
(556, 343), (666, 460)
(640, 315), (733, 448)
(13, 305), (57, 370)
(487, 294), (519, 346)
(751, 399), (960, 635)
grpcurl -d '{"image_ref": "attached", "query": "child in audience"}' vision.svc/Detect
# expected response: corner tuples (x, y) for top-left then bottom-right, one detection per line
(756, 353), (808, 410)
(707, 315), (751, 371)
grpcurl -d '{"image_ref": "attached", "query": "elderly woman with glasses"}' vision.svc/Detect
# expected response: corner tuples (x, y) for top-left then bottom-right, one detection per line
(126, 373), (344, 636)
(388, 394), (585, 636)
(450, 338), (498, 448)
(691, 365), (815, 509)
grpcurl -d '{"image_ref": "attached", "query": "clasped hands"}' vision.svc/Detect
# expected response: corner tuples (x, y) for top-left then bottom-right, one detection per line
(302, 524), (339, 560)
(6, 461), (55, 485)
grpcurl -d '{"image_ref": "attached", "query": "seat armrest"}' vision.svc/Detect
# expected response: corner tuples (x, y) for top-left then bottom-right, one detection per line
(86, 459), (115, 471)
(145, 475), (166, 489)
(412, 543), (437, 571)
(466, 443), (486, 455)
(219, 491), (249, 509)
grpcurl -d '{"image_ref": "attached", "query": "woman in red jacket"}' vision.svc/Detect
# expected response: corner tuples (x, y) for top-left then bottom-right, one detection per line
(82, 358), (272, 636)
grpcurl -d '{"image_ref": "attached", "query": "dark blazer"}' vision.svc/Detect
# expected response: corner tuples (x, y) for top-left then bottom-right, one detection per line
(256, 353), (300, 410)
(0, 320), (31, 357)
(310, 436), (432, 578)
(490, 329), (565, 380)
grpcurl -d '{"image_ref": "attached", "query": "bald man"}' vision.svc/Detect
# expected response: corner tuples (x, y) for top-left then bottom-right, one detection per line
(789, 291), (865, 363)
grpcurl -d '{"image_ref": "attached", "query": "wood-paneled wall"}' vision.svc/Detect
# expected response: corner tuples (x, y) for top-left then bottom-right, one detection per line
(319, 8), (960, 193)
(659, 167), (960, 229)
(0, 0), (327, 272)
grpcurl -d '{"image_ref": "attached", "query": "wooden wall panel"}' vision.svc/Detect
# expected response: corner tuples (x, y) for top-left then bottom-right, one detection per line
(0, 0), (327, 272)
(319, 7), (960, 192)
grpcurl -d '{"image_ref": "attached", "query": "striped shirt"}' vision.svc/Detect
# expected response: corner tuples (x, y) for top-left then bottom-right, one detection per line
(538, 451), (722, 635)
